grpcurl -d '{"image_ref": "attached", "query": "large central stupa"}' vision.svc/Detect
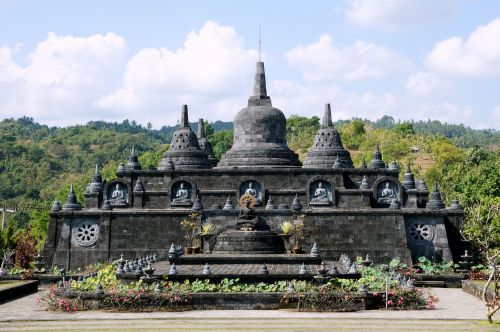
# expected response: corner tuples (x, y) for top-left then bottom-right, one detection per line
(217, 61), (300, 168)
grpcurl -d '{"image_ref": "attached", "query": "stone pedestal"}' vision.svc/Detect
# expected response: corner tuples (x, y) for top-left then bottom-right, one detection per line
(213, 230), (286, 254)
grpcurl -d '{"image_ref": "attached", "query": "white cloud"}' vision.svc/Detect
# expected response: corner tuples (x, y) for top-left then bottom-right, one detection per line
(271, 80), (397, 121)
(0, 44), (23, 81)
(0, 32), (127, 124)
(0, 22), (259, 126)
(345, 0), (455, 29)
(405, 71), (450, 97)
(425, 18), (500, 76)
(269, 79), (484, 128)
(285, 35), (411, 82)
(97, 21), (258, 125)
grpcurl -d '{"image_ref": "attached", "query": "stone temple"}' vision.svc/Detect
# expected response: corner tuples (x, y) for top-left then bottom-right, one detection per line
(42, 61), (464, 272)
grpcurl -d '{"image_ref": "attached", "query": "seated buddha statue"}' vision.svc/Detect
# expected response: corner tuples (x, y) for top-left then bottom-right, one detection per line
(172, 183), (191, 205)
(109, 184), (127, 207)
(310, 182), (331, 205)
(378, 182), (396, 204)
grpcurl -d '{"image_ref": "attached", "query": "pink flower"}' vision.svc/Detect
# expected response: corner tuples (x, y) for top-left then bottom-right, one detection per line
(387, 300), (393, 305)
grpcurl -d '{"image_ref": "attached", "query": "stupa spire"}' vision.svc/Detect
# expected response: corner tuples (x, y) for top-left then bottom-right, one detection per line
(197, 118), (205, 138)
(253, 62), (268, 98)
(180, 105), (189, 128)
(323, 103), (333, 127)
(248, 62), (271, 106)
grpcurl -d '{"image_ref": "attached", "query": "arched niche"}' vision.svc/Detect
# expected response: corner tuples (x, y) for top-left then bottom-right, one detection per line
(372, 176), (403, 207)
(239, 180), (264, 206)
(170, 179), (197, 207)
(307, 177), (334, 206)
(104, 179), (131, 208)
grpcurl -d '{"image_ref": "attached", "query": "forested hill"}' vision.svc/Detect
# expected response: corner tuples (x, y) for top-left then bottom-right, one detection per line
(83, 116), (500, 149)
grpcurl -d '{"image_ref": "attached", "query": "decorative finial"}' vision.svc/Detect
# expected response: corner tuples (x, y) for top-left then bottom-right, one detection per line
(181, 105), (189, 128)
(197, 118), (205, 138)
(258, 24), (261, 62)
(323, 103), (333, 127)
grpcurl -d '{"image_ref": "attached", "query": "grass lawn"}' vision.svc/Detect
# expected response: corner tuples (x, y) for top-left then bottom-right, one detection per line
(0, 280), (25, 290)
(471, 280), (497, 292)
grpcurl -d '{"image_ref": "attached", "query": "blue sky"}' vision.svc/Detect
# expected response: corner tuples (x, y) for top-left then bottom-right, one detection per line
(0, 0), (499, 129)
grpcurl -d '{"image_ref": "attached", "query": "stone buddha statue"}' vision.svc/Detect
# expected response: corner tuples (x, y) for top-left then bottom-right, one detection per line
(237, 199), (257, 230)
(109, 184), (127, 207)
(310, 182), (331, 205)
(378, 182), (396, 204)
(244, 182), (261, 204)
(172, 183), (191, 205)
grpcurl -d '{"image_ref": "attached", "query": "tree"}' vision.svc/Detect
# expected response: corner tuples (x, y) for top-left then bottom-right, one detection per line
(462, 197), (500, 323)
(210, 130), (233, 160)
(393, 122), (415, 136)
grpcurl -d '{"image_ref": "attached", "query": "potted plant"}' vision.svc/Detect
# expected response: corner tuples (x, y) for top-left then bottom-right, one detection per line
(278, 220), (294, 253)
(292, 215), (306, 254)
(180, 213), (199, 255)
(200, 223), (216, 253)
(0, 249), (15, 276)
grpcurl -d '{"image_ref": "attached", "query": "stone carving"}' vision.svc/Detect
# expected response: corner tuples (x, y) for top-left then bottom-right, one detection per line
(377, 181), (398, 204)
(240, 181), (262, 205)
(72, 220), (99, 247)
(310, 181), (331, 205)
(237, 194), (257, 230)
(377, 182), (396, 204)
(108, 183), (128, 207)
(172, 182), (191, 206)
(407, 222), (435, 243)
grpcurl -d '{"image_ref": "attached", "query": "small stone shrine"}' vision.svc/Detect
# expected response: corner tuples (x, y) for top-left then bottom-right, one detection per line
(42, 61), (464, 271)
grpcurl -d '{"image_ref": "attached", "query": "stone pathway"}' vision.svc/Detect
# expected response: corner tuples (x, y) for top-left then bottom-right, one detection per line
(0, 288), (498, 331)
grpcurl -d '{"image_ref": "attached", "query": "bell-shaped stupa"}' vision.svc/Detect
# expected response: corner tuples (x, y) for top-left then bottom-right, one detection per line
(303, 104), (353, 168)
(159, 105), (210, 169)
(217, 62), (300, 168)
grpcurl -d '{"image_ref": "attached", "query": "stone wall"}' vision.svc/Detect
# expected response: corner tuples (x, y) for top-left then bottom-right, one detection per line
(43, 206), (463, 270)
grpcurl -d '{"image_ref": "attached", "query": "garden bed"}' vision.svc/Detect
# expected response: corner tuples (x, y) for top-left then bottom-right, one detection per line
(38, 288), (370, 311)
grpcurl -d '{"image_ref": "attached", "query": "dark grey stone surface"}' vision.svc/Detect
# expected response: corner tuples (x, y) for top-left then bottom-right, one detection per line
(217, 62), (300, 168)
(303, 104), (353, 168)
(41, 61), (464, 272)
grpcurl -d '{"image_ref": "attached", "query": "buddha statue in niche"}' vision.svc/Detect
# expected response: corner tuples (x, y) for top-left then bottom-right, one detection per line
(378, 182), (397, 204)
(172, 183), (191, 205)
(109, 183), (127, 207)
(244, 182), (261, 204)
(310, 181), (331, 205)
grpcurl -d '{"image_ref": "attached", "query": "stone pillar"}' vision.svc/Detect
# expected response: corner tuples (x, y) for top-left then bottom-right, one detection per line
(51, 217), (72, 271)
(84, 192), (100, 209)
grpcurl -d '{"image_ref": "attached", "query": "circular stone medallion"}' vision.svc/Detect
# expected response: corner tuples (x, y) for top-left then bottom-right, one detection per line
(407, 222), (435, 244)
(72, 220), (100, 247)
